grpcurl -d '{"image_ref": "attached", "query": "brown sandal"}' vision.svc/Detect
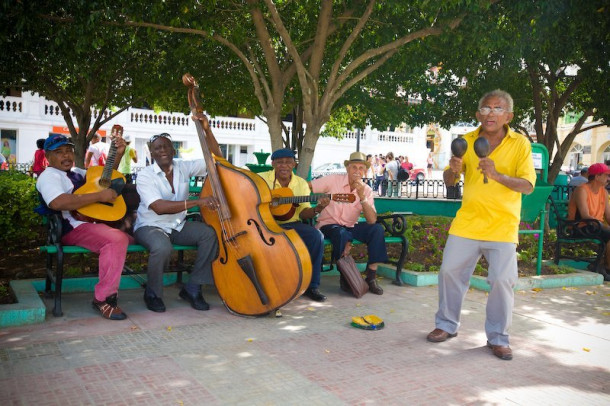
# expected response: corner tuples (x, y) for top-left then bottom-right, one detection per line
(92, 294), (127, 320)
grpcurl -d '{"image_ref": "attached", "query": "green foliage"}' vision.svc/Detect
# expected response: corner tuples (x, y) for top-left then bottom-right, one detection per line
(405, 215), (453, 271)
(404, 216), (577, 275)
(546, 264), (576, 275)
(0, 171), (41, 248)
(395, 0), (609, 183)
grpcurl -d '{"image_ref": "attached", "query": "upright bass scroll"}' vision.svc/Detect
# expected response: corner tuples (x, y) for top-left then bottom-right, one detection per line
(182, 73), (312, 316)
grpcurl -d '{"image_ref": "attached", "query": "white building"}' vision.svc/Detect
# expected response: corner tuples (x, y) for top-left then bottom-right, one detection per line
(0, 92), (436, 173)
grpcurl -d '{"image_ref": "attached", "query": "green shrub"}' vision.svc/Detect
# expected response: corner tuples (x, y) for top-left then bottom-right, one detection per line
(0, 171), (41, 248)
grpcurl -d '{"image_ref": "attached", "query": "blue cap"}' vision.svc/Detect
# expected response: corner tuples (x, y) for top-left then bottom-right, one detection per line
(44, 134), (74, 151)
(271, 148), (296, 160)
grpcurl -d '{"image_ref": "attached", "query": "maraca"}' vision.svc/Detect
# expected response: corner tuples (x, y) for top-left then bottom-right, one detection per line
(473, 137), (491, 183)
(450, 137), (468, 178)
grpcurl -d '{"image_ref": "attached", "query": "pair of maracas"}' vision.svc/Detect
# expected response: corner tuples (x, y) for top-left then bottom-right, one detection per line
(450, 136), (490, 183)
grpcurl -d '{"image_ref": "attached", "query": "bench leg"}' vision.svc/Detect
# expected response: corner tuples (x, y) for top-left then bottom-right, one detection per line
(52, 248), (64, 317)
(392, 237), (408, 286)
(44, 252), (53, 299)
(177, 251), (184, 284)
(554, 239), (561, 265)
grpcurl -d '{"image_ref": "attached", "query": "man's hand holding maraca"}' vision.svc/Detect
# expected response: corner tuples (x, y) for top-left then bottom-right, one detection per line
(444, 137), (467, 185)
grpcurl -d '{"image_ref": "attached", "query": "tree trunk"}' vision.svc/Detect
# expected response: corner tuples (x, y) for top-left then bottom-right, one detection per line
(296, 122), (322, 179)
(265, 111), (284, 153)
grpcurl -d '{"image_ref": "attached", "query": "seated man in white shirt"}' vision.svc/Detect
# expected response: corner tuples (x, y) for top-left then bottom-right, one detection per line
(36, 133), (131, 320)
(134, 126), (220, 313)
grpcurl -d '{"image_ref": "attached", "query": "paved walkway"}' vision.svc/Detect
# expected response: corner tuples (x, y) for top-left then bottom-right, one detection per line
(1, 275), (609, 405)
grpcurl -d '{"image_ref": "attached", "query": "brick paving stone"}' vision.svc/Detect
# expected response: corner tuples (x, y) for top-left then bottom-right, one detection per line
(0, 277), (608, 405)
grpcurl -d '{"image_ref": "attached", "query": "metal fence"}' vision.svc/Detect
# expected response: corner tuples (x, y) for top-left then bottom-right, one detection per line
(364, 178), (463, 200)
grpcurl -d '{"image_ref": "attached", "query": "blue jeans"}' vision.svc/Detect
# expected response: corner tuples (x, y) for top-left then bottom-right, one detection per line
(320, 223), (389, 264)
(281, 222), (324, 289)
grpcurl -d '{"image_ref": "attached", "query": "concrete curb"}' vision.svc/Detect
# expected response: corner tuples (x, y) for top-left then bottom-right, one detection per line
(1, 274), (181, 329)
(376, 264), (604, 290)
(2, 280), (46, 328)
(2, 262), (604, 328)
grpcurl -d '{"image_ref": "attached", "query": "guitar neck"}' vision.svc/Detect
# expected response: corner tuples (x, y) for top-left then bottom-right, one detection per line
(275, 193), (331, 205)
(100, 141), (118, 181)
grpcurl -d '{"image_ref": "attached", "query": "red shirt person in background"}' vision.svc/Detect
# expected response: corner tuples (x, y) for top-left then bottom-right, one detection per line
(32, 138), (49, 176)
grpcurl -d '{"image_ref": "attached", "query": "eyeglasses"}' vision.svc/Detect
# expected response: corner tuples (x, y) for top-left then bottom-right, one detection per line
(478, 107), (507, 115)
(149, 133), (172, 144)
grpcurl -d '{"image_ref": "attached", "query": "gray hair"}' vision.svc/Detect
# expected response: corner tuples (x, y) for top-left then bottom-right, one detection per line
(478, 89), (514, 112)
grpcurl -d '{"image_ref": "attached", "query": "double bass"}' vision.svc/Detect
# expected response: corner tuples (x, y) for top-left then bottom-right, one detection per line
(183, 73), (312, 316)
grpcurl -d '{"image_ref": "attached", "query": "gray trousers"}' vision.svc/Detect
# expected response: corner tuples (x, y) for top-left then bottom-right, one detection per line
(435, 235), (517, 346)
(135, 221), (219, 298)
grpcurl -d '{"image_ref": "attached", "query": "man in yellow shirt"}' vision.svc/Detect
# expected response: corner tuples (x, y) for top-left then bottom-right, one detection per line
(427, 90), (536, 361)
(259, 148), (329, 302)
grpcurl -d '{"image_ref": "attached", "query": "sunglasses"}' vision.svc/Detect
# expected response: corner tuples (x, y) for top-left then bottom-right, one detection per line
(149, 133), (172, 144)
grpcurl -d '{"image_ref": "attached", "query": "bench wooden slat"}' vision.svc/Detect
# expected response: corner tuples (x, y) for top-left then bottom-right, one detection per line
(40, 244), (198, 255)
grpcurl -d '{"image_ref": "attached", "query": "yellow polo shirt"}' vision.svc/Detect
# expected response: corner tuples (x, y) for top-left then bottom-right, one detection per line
(450, 126), (536, 243)
(259, 169), (312, 224)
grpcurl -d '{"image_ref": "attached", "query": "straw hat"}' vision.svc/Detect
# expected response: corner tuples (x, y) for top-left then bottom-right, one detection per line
(344, 151), (370, 169)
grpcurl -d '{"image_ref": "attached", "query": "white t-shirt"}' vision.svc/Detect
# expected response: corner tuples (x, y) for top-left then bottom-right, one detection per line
(36, 167), (87, 231)
(134, 159), (206, 233)
(87, 142), (110, 166)
(386, 159), (399, 180)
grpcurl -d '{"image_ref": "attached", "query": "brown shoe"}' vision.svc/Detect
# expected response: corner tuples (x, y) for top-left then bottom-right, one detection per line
(487, 341), (513, 360)
(367, 278), (384, 295)
(426, 328), (457, 343)
(92, 294), (127, 320)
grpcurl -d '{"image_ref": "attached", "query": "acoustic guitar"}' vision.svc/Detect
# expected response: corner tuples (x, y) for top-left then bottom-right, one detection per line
(270, 187), (355, 221)
(73, 131), (126, 222)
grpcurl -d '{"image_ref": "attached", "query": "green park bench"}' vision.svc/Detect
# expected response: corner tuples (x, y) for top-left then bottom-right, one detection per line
(38, 182), (199, 317)
(38, 176), (408, 316)
(319, 213), (409, 286)
(547, 195), (607, 275)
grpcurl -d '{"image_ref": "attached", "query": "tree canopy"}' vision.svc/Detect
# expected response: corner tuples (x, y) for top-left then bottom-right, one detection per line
(120, 0), (494, 176)
(362, 0), (609, 182)
(0, 1), (164, 165)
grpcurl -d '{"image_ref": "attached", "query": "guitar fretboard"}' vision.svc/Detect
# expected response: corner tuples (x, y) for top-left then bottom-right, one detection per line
(274, 193), (331, 205)
(100, 141), (118, 183)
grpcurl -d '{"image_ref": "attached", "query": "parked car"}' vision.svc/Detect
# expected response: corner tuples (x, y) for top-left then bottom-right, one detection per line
(409, 167), (426, 182)
(312, 162), (346, 179)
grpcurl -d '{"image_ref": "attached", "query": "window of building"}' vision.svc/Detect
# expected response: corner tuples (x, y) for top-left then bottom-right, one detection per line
(219, 144), (235, 164)
(603, 144), (610, 164)
(568, 143), (583, 170)
(1, 129), (17, 164)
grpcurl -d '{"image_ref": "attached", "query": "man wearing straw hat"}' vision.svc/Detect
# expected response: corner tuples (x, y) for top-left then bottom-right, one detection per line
(311, 151), (388, 294)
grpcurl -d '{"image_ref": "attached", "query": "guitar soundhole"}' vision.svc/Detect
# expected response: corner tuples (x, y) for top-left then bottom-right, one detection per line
(99, 179), (111, 188)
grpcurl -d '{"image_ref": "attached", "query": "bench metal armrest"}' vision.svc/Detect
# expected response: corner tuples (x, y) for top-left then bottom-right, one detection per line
(46, 213), (63, 246)
(548, 195), (606, 240)
(557, 218), (605, 240)
(186, 212), (202, 222)
(376, 213), (407, 237)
